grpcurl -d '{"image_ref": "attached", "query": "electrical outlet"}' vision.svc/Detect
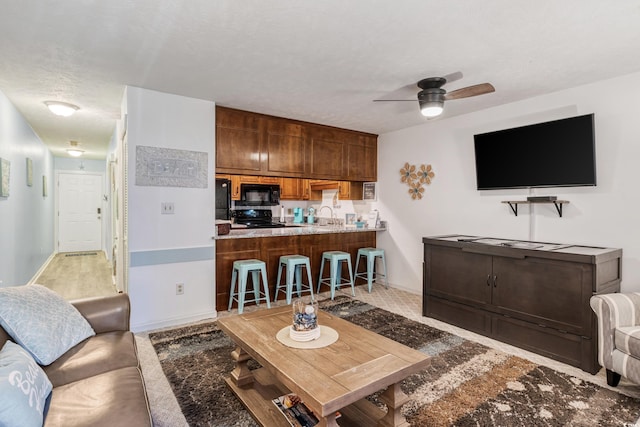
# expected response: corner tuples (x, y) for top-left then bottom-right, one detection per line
(176, 283), (184, 295)
(161, 202), (175, 214)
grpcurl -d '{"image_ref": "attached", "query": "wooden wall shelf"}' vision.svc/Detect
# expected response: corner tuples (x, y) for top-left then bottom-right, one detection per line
(501, 200), (569, 217)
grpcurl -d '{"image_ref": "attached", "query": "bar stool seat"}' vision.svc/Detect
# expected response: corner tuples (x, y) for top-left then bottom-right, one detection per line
(228, 259), (271, 314)
(275, 255), (314, 304)
(317, 251), (354, 300)
(354, 247), (388, 293)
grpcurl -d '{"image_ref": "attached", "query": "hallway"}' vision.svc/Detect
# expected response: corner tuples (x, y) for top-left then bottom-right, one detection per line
(35, 251), (118, 300)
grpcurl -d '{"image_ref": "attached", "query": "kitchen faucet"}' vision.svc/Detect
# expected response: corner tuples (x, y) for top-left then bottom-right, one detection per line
(317, 206), (335, 224)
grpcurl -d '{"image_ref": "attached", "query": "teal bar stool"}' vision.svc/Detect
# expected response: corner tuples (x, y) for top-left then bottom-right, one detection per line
(354, 247), (388, 293)
(228, 259), (271, 314)
(317, 251), (355, 300)
(275, 255), (314, 304)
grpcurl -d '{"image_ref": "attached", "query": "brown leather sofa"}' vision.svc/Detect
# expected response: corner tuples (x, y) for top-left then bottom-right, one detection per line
(0, 293), (152, 426)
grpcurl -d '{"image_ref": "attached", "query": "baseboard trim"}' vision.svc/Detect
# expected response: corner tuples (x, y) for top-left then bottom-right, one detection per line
(131, 310), (218, 333)
(28, 252), (57, 285)
(385, 282), (421, 296)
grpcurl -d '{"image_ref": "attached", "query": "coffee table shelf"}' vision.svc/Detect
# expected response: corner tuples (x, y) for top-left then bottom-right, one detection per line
(226, 366), (385, 427)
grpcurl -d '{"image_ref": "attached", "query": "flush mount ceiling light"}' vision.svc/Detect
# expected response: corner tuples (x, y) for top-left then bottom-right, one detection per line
(44, 101), (79, 117)
(66, 141), (84, 157)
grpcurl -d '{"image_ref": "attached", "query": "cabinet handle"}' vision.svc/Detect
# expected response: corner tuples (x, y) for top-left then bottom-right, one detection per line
(486, 275), (491, 286)
(493, 275), (498, 287)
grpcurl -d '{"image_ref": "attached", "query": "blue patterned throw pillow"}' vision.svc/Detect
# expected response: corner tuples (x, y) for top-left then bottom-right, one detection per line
(0, 284), (95, 365)
(0, 341), (53, 427)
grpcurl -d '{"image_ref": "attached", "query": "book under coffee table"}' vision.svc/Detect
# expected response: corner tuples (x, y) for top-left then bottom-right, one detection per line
(217, 306), (430, 427)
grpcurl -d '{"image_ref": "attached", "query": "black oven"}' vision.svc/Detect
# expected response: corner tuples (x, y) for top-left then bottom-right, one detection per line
(239, 183), (280, 206)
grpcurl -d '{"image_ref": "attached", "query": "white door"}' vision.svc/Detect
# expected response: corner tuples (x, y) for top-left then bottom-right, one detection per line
(58, 173), (103, 252)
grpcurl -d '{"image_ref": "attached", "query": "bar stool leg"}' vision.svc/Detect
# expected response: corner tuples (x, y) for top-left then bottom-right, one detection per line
(330, 258), (339, 300)
(238, 269), (247, 314)
(367, 254), (375, 293)
(286, 263), (295, 304)
(317, 258), (325, 294)
(275, 262), (284, 301)
(260, 267), (271, 308)
(229, 269), (238, 311)
(295, 265), (303, 298)
(305, 261), (315, 301)
(346, 257), (355, 296)
(251, 270), (260, 306)
(354, 253), (362, 284)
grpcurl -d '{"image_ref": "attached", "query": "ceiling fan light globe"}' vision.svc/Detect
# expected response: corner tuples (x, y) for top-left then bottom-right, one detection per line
(421, 105), (443, 118)
(418, 89), (445, 118)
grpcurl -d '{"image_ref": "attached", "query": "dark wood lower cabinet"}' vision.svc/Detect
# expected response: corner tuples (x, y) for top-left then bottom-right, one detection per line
(216, 231), (376, 311)
(423, 235), (622, 374)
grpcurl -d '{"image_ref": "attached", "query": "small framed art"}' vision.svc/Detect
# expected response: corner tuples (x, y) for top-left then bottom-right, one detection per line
(363, 182), (377, 201)
(26, 157), (33, 186)
(0, 157), (10, 197)
(345, 213), (356, 226)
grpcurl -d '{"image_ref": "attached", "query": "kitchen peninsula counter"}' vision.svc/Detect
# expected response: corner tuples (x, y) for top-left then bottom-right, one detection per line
(215, 223), (387, 240)
(215, 225), (384, 311)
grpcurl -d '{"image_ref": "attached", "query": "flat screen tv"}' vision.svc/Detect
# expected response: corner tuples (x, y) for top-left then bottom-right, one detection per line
(473, 114), (596, 190)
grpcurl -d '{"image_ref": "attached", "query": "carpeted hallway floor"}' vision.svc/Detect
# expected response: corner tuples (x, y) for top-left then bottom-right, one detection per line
(34, 251), (118, 300)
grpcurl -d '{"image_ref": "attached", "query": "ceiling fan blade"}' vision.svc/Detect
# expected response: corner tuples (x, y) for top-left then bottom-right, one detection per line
(373, 82), (419, 101)
(373, 99), (417, 102)
(442, 71), (463, 84)
(444, 83), (495, 100)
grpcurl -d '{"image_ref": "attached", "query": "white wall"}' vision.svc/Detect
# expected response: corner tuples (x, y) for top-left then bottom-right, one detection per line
(125, 87), (216, 331)
(377, 71), (640, 294)
(0, 90), (55, 287)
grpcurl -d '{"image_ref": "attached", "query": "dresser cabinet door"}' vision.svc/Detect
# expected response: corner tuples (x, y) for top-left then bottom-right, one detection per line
(425, 246), (493, 306)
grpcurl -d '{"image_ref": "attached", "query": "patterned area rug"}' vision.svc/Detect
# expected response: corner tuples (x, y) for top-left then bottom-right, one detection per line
(149, 297), (640, 426)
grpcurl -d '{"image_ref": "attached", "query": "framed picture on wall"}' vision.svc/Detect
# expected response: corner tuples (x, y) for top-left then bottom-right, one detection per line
(363, 182), (376, 201)
(26, 157), (33, 186)
(0, 157), (10, 197)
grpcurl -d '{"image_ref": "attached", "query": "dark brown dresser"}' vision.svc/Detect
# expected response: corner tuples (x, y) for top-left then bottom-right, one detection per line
(423, 235), (622, 374)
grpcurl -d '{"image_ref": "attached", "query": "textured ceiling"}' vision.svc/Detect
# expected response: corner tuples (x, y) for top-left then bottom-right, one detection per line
(1, 1), (640, 159)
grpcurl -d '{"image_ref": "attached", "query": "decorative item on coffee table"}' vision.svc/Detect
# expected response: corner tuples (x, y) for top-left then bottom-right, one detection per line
(290, 298), (320, 342)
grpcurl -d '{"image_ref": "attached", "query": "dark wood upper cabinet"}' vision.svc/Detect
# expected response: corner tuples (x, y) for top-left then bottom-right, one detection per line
(346, 135), (377, 182)
(216, 106), (377, 182)
(307, 125), (347, 179)
(215, 107), (264, 173)
(265, 118), (307, 176)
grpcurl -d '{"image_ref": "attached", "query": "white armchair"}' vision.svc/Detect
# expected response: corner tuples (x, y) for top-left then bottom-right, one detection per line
(590, 292), (640, 386)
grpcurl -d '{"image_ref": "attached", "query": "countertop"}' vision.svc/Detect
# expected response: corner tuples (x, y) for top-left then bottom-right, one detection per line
(215, 223), (386, 240)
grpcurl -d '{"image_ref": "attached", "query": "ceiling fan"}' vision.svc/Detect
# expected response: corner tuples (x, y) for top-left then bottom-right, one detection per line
(374, 76), (495, 118)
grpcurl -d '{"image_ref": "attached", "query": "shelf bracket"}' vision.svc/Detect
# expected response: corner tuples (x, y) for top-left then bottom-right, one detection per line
(503, 200), (566, 218)
(553, 202), (563, 217)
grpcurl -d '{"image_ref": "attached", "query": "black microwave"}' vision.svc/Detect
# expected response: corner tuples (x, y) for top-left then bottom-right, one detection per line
(239, 184), (281, 206)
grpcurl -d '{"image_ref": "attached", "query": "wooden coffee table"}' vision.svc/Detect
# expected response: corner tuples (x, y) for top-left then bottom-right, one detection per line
(217, 306), (430, 427)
